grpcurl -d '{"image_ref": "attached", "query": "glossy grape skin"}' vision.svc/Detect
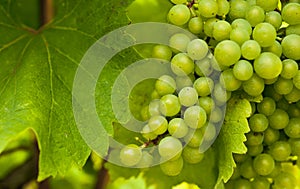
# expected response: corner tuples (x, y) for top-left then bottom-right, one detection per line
(251, 176), (270, 189)
(230, 28), (250, 46)
(178, 87), (198, 107)
(182, 146), (204, 164)
(245, 132), (264, 146)
(184, 106), (207, 129)
(193, 77), (214, 97)
(217, 0), (230, 16)
(187, 39), (208, 60)
(141, 124), (157, 140)
(158, 136), (182, 159)
(233, 178), (252, 189)
(169, 33), (190, 53)
(198, 0), (218, 18)
(175, 75), (193, 91)
(281, 3), (300, 25)
(233, 60), (253, 81)
(262, 40), (282, 57)
(272, 172), (297, 189)
(160, 156), (183, 176)
(247, 144), (263, 156)
(228, 0), (249, 20)
(220, 69), (242, 91)
(186, 129), (204, 147)
(293, 70), (300, 90)
(170, 0), (187, 4)
(120, 144), (143, 166)
(241, 40), (261, 60)
(239, 158), (257, 179)
(269, 141), (292, 161)
(168, 4), (191, 26)
(263, 127), (280, 145)
(274, 77), (294, 95)
(269, 109), (290, 130)
(160, 94), (181, 117)
(252, 23), (277, 47)
(213, 20), (232, 41)
(254, 52), (282, 80)
(242, 73), (265, 97)
(245, 5), (265, 27)
(188, 17), (203, 34)
(204, 18), (219, 37)
(253, 153), (275, 176)
(198, 96), (215, 114)
(148, 115), (168, 135)
(155, 75), (176, 96)
(284, 87), (300, 103)
(194, 57), (214, 77)
(214, 40), (241, 66)
(249, 114), (269, 132)
(256, 0), (278, 11)
(171, 53), (194, 76)
(168, 118), (189, 138)
(152, 45), (173, 61)
(257, 97), (276, 116)
(281, 59), (299, 79)
(264, 11), (282, 30)
(137, 151), (153, 168)
(289, 138), (300, 156)
(231, 18), (252, 35)
(284, 117), (300, 138)
(282, 34), (300, 60)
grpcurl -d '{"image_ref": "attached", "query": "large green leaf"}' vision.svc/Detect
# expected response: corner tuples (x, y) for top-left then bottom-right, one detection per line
(0, 0), (134, 180)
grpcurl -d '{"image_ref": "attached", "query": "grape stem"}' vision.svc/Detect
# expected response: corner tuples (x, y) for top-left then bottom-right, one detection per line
(41, 0), (54, 25)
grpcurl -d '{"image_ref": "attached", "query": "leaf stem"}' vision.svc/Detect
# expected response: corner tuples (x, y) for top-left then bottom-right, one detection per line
(41, 0), (54, 25)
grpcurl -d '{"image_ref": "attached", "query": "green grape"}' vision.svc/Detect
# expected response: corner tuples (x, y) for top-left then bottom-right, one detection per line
(169, 33), (191, 53)
(195, 57), (213, 77)
(198, 96), (215, 114)
(108, 149), (121, 164)
(257, 97), (276, 116)
(276, 97), (289, 110)
(148, 115), (168, 135)
(187, 39), (208, 60)
(148, 99), (161, 116)
(281, 3), (300, 25)
(284, 87), (300, 103)
(155, 75), (176, 96)
(204, 18), (219, 37)
(231, 59), (253, 81)
(262, 40), (282, 57)
(213, 20), (232, 41)
(281, 59), (299, 79)
(151, 90), (160, 99)
(289, 138), (300, 156)
(202, 122), (217, 141)
(198, 0), (218, 18)
(247, 144), (263, 156)
(230, 28), (250, 46)
(241, 40), (261, 60)
(231, 167), (241, 180)
(264, 11), (282, 30)
(252, 23), (277, 47)
(251, 176), (270, 189)
(250, 102), (256, 116)
(253, 153), (275, 176)
(273, 172), (297, 189)
(168, 118), (189, 138)
(269, 141), (292, 161)
(175, 75), (193, 91)
(274, 77), (294, 95)
(282, 34), (300, 60)
(178, 86), (198, 107)
(231, 18), (252, 35)
(214, 40), (241, 66)
(182, 146), (204, 164)
(240, 157), (257, 179)
(193, 77), (214, 97)
(228, 0), (250, 20)
(287, 104), (300, 117)
(140, 105), (151, 121)
(160, 94), (181, 117)
(286, 24), (300, 35)
(269, 109), (289, 130)
(186, 129), (204, 147)
(245, 132), (264, 146)
(293, 70), (300, 89)
(160, 156), (183, 176)
(209, 106), (224, 123)
(168, 4), (191, 26)
(120, 144), (142, 166)
(170, 0), (187, 4)
(188, 17), (203, 34)
(242, 73), (265, 97)
(233, 178), (252, 189)
(217, 0), (230, 16)
(254, 52), (282, 79)
(264, 77), (278, 85)
(245, 5), (265, 26)
(184, 106), (207, 129)
(141, 124), (157, 140)
(220, 69), (242, 91)
(171, 53), (194, 76)
(152, 45), (173, 61)
(158, 136), (182, 159)
(256, 0), (278, 11)
(213, 83), (230, 104)
(233, 153), (249, 163)
(137, 151), (153, 168)
(284, 117), (300, 138)
(249, 113), (269, 132)
(267, 162), (281, 178)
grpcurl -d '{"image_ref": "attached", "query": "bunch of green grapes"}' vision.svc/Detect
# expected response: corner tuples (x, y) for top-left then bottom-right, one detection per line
(109, 0), (300, 185)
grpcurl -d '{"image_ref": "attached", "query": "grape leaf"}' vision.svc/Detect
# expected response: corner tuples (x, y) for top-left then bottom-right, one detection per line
(0, 0), (135, 180)
(214, 95), (252, 187)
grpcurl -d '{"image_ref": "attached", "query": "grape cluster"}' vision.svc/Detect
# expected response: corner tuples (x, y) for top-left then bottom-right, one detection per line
(109, 0), (300, 186)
